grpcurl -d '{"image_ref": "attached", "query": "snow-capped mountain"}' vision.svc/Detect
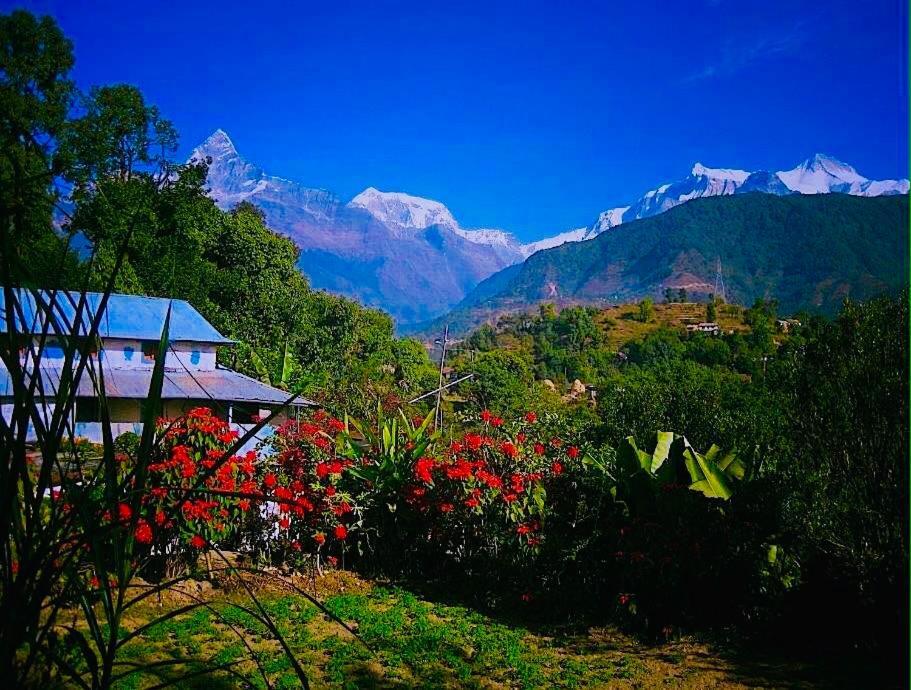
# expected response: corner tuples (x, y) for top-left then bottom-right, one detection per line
(189, 129), (908, 326)
(348, 186), (550, 261)
(189, 131), (526, 324)
(776, 154), (909, 196)
(348, 187), (458, 232)
(572, 153), (908, 244)
(190, 130), (338, 221)
(347, 187), (526, 263)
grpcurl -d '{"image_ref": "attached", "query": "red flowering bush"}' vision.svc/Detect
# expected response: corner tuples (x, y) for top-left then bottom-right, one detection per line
(259, 410), (359, 566)
(353, 409), (588, 582)
(140, 407), (264, 566)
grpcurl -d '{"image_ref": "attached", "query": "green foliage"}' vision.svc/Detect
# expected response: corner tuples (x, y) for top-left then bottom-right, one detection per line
(766, 294), (908, 654)
(636, 297), (654, 323)
(441, 192), (908, 335)
(343, 406), (438, 509)
(616, 432), (745, 504)
(0, 9), (81, 288)
(456, 348), (534, 415)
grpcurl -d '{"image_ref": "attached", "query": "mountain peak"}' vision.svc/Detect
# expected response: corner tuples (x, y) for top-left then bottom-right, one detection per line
(691, 162), (750, 183)
(196, 129), (238, 159)
(349, 188), (457, 230)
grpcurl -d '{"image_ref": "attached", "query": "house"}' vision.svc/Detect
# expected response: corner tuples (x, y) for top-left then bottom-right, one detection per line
(776, 318), (802, 333)
(0, 290), (312, 451)
(686, 322), (721, 336)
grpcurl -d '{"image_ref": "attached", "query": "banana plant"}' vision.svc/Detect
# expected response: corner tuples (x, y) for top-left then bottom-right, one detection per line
(249, 340), (296, 390)
(616, 431), (745, 506)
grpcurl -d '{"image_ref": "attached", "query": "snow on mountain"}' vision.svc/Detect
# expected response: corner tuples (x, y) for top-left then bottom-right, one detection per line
(590, 206), (631, 235)
(737, 170), (794, 195)
(690, 163), (750, 183)
(189, 130), (908, 324)
(563, 153), (909, 249)
(521, 227), (590, 257)
(777, 154), (866, 194)
(348, 187), (458, 231)
(776, 154), (909, 196)
(190, 129), (338, 221)
(347, 187), (529, 265)
(857, 178), (910, 196)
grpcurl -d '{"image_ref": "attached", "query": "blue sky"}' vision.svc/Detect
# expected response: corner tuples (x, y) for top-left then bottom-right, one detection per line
(7, 0), (910, 240)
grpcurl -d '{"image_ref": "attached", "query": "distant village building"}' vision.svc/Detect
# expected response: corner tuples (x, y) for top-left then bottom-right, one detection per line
(686, 322), (721, 336)
(776, 318), (802, 333)
(0, 290), (311, 451)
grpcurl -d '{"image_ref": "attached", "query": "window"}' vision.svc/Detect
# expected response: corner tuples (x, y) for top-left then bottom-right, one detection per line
(142, 341), (158, 363)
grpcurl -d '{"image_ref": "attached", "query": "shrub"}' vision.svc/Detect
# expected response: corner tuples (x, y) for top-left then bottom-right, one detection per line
(258, 410), (359, 568)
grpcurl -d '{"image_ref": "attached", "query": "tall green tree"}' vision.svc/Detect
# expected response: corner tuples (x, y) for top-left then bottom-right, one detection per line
(0, 10), (79, 287)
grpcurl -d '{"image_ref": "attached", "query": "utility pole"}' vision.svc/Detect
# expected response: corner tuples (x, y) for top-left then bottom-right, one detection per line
(434, 324), (450, 430)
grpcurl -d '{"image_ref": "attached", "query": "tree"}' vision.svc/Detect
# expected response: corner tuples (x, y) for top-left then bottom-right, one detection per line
(63, 83), (177, 186)
(0, 10), (79, 287)
(707, 299), (717, 322)
(637, 297), (655, 323)
(458, 349), (534, 414)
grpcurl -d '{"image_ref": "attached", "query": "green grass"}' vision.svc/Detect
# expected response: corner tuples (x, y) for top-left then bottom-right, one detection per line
(109, 575), (804, 689)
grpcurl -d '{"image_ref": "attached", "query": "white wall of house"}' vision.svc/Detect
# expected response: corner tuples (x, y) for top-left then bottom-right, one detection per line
(24, 337), (217, 371)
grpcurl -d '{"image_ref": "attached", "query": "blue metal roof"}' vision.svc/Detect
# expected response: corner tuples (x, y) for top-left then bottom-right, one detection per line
(0, 289), (233, 344)
(0, 364), (313, 407)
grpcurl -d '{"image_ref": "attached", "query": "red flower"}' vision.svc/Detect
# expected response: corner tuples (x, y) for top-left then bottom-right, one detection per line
(499, 442), (518, 458)
(334, 524), (348, 540)
(491, 416), (504, 428)
(524, 411), (537, 423)
(325, 485), (337, 497)
(551, 461), (563, 475)
(480, 409), (492, 423)
(117, 503), (132, 522)
(439, 502), (454, 513)
(327, 555), (338, 567)
(263, 473), (278, 489)
(618, 594), (631, 606)
(314, 532), (326, 545)
(189, 535), (206, 549)
(414, 456), (436, 484)
(134, 520), (153, 544)
(278, 517), (290, 530)
(465, 497), (480, 508)
(328, 418), (345, 433)
(534, 443), (546, 456)
(567, 446), (580, 459)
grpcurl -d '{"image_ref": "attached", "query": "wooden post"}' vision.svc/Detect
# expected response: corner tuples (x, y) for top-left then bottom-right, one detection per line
(434, 324), (449, 430)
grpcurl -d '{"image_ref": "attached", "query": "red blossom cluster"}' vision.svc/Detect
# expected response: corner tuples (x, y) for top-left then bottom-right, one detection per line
(262, 412), (358, 558)
(140, 407), (263, 552)
(400, 410), (582, 551)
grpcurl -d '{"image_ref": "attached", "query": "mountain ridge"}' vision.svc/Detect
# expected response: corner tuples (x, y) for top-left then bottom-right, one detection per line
(406, 193), (909, 338)
(189, 129), (908, 326)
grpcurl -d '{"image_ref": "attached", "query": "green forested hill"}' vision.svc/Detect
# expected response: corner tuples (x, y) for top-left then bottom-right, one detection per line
(414, 193), (908, 336)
